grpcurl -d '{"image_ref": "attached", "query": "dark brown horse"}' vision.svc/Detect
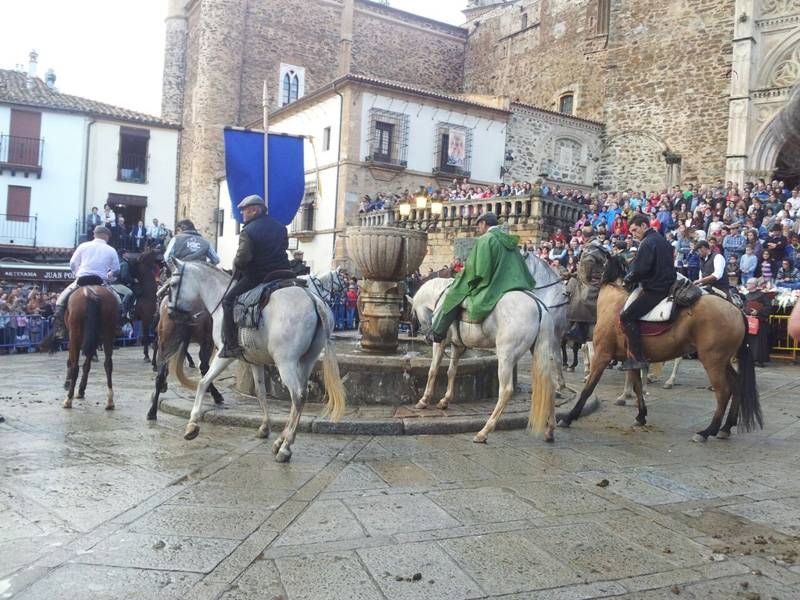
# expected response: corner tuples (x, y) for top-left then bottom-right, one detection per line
(60, 285), (118, 409)
(128, 246), (159, 362)
(147, 298), (223, 421)
(558, 255), (762, 441)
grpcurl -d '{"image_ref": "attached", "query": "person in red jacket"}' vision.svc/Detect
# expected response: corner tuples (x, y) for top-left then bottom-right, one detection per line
(345, 284), (359, 329)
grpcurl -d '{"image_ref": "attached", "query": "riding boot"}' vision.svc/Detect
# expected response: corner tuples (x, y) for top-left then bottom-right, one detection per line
(620, 321), (648, 371)
(219, 305), (243, 359)
(52, 305), (67, 339)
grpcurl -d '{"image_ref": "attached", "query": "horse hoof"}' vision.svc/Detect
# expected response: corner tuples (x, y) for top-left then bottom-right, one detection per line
(716, 431), (730, 440)
(275, 448), (292, 463)
(663, 382), (674, 389)
(76, 393), (85, 400)
(634, 419), (646, 427)
(415, 401), (429, 410)
(63, 399), (72, 409)
(566, 366), (575, 373)
(146, 412), (157, 421)
(691, 433), (707, 443)
(257, 425), (270, 439)
(271, 439), (282, 455)
(143, 357), (150, 362)
(184, 423), (200, 440)
(615, 397), (627, 406)
(105, 403), (115, 411)
(213, 397), (224, 406)
(544, 431), (555, 443)
(557, 418), (571, 428)
(472, 433), (487, 444)
(436, 400), (449, 410)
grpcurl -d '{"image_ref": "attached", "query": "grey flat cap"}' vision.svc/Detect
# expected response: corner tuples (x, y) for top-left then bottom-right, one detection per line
(93, 225), (112, 237)
(237, 194), (266, 209)
(476, 212), (498, 226)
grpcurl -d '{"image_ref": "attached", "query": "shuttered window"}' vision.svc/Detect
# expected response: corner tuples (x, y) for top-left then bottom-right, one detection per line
(7, 185), (31, 222)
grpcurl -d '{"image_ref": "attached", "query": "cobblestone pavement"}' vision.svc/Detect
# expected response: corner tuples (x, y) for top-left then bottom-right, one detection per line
(1, 348), (800, 599)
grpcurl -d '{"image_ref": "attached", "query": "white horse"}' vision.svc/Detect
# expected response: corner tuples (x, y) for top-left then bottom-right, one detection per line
(166, 259), (346, 462)
(411, 278), (557, 443)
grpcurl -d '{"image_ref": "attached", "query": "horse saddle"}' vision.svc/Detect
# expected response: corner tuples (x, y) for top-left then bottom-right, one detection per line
(623, 288), (675, 323)
(234, 271), (308, 329)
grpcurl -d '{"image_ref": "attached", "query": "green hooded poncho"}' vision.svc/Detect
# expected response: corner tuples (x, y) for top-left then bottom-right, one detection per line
(439, 227), (535, 322)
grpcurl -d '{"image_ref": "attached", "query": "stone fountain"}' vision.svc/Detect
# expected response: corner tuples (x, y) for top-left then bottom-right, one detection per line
(262, 225), (499, 408)
(346, 226), (427, 352)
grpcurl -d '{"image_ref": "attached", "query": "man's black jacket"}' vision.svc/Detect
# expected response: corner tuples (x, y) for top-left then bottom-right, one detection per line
(233, 213), (290, 280)
(625, 228), (676, 294)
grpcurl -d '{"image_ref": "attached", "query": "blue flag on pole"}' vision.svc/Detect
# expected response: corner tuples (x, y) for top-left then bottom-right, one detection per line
(223, 128), (305, 225)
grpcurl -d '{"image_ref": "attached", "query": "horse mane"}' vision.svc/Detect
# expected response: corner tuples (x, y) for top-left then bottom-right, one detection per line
(601, 254), (627, 286)
(525, 253), (561, 286)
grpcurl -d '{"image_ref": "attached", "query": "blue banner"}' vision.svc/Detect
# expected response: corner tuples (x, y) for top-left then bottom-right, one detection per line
(223, 128), (305, 225)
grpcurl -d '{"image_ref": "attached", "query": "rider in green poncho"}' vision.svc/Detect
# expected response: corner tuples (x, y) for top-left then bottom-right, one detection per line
(430, 212), (536, 342)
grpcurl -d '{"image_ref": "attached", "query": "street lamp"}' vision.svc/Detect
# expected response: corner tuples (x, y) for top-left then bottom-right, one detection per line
(430, 199), (443, 216)
(415, 195), (428, 210)
(398, 200), (411, 218)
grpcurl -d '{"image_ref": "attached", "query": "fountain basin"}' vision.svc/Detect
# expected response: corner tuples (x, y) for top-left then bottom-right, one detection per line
(264, 334), (498, 406)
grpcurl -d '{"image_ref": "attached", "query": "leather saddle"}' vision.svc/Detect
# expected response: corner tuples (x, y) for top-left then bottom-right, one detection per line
(621, 275), (705, 337)
(234, 270), (308, 329)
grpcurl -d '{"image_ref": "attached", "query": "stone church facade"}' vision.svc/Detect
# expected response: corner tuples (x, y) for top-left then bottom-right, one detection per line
(162, 0), (800, 237)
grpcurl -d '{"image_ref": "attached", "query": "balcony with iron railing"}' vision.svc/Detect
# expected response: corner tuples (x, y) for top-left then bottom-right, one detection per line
(357, 193), (583, 236)
(0, 135), (44, 177)
(117, 153), (149, 183)
(0, 213), (38, 247)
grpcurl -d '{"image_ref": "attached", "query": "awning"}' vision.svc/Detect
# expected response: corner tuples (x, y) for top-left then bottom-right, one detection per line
(0, 262), (72, 282)
(107, 193), (148, 208)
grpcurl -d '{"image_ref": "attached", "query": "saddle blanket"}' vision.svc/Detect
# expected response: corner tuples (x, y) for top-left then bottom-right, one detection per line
(234, 278), (307, 329)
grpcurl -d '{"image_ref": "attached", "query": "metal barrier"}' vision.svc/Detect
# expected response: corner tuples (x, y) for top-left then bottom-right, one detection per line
(769, 314), (800, 362)
(0, 315), (143, 353)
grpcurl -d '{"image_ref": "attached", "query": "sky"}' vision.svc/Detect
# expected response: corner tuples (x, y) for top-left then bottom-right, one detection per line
(0, 0), (467, 117)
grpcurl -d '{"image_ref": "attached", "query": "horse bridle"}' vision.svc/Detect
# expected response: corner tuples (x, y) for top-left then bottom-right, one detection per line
(309, 271), (347, 303)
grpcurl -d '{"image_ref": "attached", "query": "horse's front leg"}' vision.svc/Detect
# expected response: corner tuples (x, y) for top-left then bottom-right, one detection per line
(416, 341), (446, 409)
(200, 339), (223, 405)
(252, 365), (270, 439)
(185, 355), (235, 440)
(437, 345), (465, 409)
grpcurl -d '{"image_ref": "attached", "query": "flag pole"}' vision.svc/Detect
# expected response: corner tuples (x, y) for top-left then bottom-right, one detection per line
(268, 79), (269, 212)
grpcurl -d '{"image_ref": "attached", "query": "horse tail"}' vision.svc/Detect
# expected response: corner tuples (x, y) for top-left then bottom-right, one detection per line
(81, 293), (102, 358)
(320, 338), (346, 423)
(736, 316), (763, 432)
(528, 303), (556, 434)
(171, 331), (198, 390)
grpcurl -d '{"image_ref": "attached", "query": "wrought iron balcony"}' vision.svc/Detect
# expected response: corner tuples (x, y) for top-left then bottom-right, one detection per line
(0, 135), (44, 177)
(0, 213), (38, 247)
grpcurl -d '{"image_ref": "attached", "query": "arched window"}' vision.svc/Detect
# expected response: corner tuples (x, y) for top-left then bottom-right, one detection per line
(559, 93), (574, 115)
(282, 73), (292, 106)
(290, 74), (299, 103)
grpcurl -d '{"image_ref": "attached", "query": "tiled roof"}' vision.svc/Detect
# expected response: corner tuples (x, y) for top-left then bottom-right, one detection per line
(0, 69), (179, 129)
(345, 74), (510, 113)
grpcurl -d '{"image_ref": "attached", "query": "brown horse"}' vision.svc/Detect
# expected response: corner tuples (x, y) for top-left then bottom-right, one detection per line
(61, 285), (118, 409)
(147, 298), (224, 421)
(557, 255), (762, 441)
(128, 246), (159, 362)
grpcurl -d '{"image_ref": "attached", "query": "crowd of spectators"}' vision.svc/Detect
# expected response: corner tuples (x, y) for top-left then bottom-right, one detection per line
(0, 282), (59, 351)
(85, 204), (171, 252)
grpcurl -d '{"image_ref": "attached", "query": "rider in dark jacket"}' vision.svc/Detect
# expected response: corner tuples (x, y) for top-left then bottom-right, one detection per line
(619, 213), (677, 370)
(220, 195), (291, 358)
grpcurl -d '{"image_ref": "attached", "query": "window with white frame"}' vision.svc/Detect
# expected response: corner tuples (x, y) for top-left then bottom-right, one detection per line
(279, 64), (305, 107)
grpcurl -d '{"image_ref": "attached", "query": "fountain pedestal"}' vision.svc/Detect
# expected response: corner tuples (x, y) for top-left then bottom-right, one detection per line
(357, 279), (402, 352)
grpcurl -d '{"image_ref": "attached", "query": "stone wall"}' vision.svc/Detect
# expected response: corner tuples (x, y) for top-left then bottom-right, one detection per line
(169, 0), (469, 236)
(504, 104), (602, 187)
(463, 0), (737, 191)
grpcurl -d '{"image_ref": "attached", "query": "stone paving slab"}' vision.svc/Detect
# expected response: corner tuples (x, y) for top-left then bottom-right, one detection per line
(1, 348), (800, 599)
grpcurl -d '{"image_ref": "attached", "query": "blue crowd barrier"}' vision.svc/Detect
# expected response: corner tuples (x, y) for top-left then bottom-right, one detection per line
(0, 315), (145, 353)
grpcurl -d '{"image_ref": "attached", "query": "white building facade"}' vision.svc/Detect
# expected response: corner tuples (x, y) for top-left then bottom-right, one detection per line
(0, 68), (179, 260)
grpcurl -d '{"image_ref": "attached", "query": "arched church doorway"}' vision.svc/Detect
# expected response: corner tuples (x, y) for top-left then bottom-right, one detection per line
(774, 142), (800, 190)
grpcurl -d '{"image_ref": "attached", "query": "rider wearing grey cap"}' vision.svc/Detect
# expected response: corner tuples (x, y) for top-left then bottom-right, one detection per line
(220, 194), (291, 358)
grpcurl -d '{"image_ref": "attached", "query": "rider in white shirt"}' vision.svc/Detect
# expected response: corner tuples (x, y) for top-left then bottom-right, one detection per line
(52, 226), (122, 338)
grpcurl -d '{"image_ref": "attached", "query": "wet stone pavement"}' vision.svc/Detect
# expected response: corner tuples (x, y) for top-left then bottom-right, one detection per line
(1, 348), (800, 600)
